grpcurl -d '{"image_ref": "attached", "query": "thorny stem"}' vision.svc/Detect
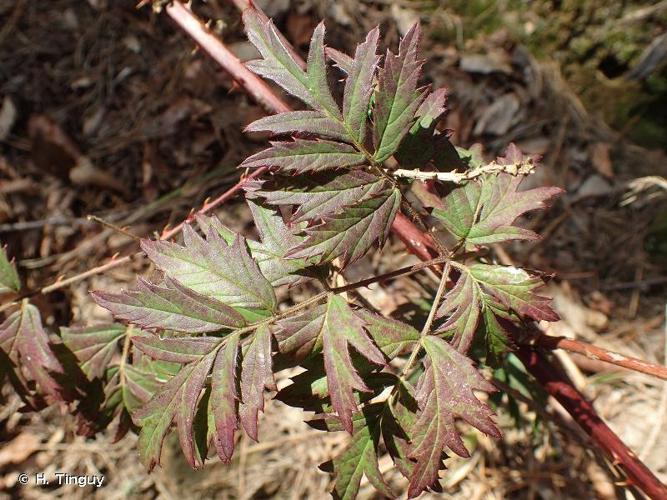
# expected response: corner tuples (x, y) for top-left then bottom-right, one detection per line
(534, 333), (667, 381)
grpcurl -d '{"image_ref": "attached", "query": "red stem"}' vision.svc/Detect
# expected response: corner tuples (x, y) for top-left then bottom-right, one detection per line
(535, 334), (667, 381)
(516, 345), (667, 500)
(164, 2), (666, 497)
(165, 1), (290, 114)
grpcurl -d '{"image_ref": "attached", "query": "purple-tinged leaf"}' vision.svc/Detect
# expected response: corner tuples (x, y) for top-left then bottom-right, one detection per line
(239, 325), (274, 441)
(372, 24), (427, 162)
(247, 171), (387, 224)
(327, 47), (355, 74)
(306, 22), (342, 119)
(132, 334), (222, 363)
(244, 11), (340, 118)
(274, 304), (326, 359)
(196, 203), (308, 287)
(288, 188), (401, 266)
(413, 87), (447, 131)
(61, 324), (126, 380)
(92, 276), (247, 334)
(211, 334), (240, 462)
(239, 139), (365, 174)
(432, 173), (563, 249)
(354, 310), (420, 358)
(136, 350), (216, 470)
(141, 225), (276, 312)
(407, 336), (499, 497)
(468, 263), (558, 322)
(436, 270), (481, 353)
(318, 405), (393, 499)
(322, 295), (385, 433)
(0, 303), (67, 402)
(0, 245), (20, 293)
(243, 10), (311, 107)
(343, 27), (380, 144)
(245, 111), (348, 141)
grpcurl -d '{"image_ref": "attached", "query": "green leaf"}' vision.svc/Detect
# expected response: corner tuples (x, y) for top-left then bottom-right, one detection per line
(244, 12), (340, 119)
(141, 224), (276, 312)
(321, 295), (386, 433)
(437, 263), (556, 354)
(239, 139), (365, 173)
(372, 24), (426, 162)
(319, 405), (393, 500)
(92, 276), (247, 334)
(132, 334), (223, 363)
(136, 349), (217, 470)
(0, 245), (20, 293)
(274, 304), (326, 359)
(406, 336), (499, 497)
(432, 173), (562, 249)
(196, 202), (309, 287)
(245, 111), (348, 141)
(353, 310), (420, 358)
(436, 270), (482, 353)
(342, 27), (380, 144)
(413, 87), (447, 131)
(247, 171), (388, 224)
(305, 22), (342, 119)
(288, 188), (401, 266)
(468, 263), (558, 322)
(61, 324), (126, 380)
(0, 303), (67, 402)
(239, 325), (274, 441)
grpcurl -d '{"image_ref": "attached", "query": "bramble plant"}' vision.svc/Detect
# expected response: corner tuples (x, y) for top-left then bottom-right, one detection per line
(2, 4), (665, 499)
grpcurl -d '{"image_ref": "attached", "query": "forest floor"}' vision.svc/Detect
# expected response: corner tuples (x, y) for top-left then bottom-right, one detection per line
(0, 0), (666, 498)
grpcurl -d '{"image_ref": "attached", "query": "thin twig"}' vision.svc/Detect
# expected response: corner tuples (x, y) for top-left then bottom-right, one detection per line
(534, 334), (667, 381)
(165, 1), (290, 114)
(87, 215), (140, 241)
(515, 344), (667, 499)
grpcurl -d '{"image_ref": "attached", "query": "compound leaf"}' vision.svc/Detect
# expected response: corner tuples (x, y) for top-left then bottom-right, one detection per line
(288, 188), (401, 266)
(468, 263), (558, 322)
(248, 171), (387, 224)
(136, 349), (217, 470)
(433, 173), (562, 249)
(322, 295), (385, 433)
(407, 336), (499, 497)
(353, 310), (420, 358)
(0, 246), (20, 293)
(196, 202), (309, 287)
(0, 303), (67, 403)
(437, 263), (556, 354)
(319, 405), (393, 500)
(240, 139), (365, 174)
(61, 324), (126, 380)
(141, 225), (276, 312)
(373, 24), (426, 162)
(92, 276), (246, 334)
(274, 304), (326, 359)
